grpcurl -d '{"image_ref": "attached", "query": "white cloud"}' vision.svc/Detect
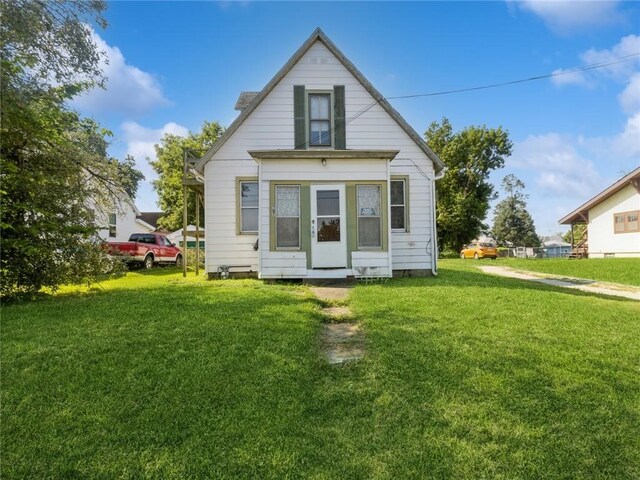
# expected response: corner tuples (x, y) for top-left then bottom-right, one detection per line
(618, 73), (640, 114)
(581, 34), (640, 80)
(611, 112), (640, 157)
(511, 133), (602, 197)
(550, 35), (640, 120)
(72, 29), (170, 115)
(121, 121), (189, 179)
(550, 68), (589, 86)
(517, 0), (623, 33)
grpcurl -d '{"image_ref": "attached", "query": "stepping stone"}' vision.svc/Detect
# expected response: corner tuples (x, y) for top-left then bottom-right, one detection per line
(325, 346), (365, 365)
(321, 323), (364, 365)
(321, 306), (352, 318)
(309, 286), (351, 302)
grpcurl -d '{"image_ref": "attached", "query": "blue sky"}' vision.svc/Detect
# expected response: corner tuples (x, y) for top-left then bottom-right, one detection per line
(75, 1), (640, 236)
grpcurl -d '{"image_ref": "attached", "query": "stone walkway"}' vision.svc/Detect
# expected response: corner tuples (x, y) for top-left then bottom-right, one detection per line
(479, 266), (640, 301)
(310, 285), (365, 365)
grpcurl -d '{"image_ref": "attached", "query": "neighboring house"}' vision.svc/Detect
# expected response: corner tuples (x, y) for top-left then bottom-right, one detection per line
(559, 167), (640, 258)
(542, 237), (572, 258)
(167, 225), (205, 248)
(194, 28), (446, 279)
(94, 196), (160, 243)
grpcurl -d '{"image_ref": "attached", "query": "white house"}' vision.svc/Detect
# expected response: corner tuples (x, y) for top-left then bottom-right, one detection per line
(167, 225), (205, 248)
(194, 28), (446, 279)
(559, 166), (640, 258)
(94, 195), (159, 243)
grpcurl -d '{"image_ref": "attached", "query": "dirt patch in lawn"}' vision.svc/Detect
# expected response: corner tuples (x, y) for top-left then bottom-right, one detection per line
(321, 323), (365, 365)
(311, 285), (364, 364)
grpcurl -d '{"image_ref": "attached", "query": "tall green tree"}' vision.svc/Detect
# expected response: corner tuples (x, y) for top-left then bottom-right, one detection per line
(112, 155), (145, 199)
(491, 174), (540, 247)
(0, 0), (129, 297)
(150, 121), (224, 231)
(425, 118), (513, 253)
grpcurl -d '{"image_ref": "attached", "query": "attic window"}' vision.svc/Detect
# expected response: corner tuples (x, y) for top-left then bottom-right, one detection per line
(309, 94), (331, 146)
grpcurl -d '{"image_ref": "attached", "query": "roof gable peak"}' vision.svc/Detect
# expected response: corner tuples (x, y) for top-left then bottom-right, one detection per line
(195, 28), (445, 174)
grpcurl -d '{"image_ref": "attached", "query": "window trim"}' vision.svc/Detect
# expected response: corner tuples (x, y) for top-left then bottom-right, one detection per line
(236, 177), (259, 235)
(307, 90), (333, 148)
(390, 176), (410, 232)
(356, 184), (383, 250)
(613, 210), (640, 234)
(275, 184), (301, 250)
(108, 213), (117, 238)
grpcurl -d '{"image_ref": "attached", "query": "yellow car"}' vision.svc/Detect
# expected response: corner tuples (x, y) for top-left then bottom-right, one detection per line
(460, 242), (498, 259)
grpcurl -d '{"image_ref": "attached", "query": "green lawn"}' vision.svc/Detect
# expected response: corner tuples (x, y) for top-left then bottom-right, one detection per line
(2, 264), (639, 479)
(496, 257), (640, 286)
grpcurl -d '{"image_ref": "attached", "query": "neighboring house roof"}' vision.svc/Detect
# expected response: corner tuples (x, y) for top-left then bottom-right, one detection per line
(234, 91), (259, 111)
(137, 211), (163, 229)
(543, 239), (571, 248)
(559, 166), (640, 224)
(195, 27), (446, 174)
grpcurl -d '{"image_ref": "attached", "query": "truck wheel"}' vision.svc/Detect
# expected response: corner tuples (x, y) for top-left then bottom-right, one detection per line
(175, 254), (183, 268)
(144, 255), (154, 270)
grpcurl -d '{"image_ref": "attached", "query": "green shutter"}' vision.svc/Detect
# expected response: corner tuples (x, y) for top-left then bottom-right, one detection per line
(293, 85), (306, 149)
(334, 85), (346, 149)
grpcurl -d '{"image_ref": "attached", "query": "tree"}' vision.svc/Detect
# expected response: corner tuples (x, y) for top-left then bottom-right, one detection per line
(151, 121), (224, 231)
(112, 155), (145, 199)
(425, 118), (513, 253)
(0, 0), (127, 297)
(562, 223), (587, 245)
(491, 174), (540, 247)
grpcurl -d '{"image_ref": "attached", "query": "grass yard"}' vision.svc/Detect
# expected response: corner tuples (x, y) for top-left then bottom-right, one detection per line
(2, 263), (639, 479)
(496, 257), (640, 286)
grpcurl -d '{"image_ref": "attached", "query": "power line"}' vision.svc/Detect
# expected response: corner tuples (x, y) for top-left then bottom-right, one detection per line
(387, 52), (640, 100)
(294, 52), (640, 150)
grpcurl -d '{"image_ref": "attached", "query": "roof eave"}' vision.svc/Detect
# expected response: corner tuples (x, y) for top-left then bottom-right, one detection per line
(558, 166), (640, 225)
(195, 28), (446, 175)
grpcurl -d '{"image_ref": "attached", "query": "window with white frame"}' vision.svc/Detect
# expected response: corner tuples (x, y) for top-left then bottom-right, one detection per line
(309, 93), (331, 146)
(390, 179), (407, 231)
(275, 185), (300, 248)
(240, 181), (258, 233)
(108, 213), (117, 238)
(357, 185), (381, 248)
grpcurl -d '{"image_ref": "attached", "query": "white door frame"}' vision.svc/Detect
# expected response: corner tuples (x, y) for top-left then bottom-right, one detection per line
(310, 184), (347, 268)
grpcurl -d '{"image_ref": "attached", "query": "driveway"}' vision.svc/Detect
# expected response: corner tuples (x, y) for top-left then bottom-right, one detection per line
(479, 265), (640, 301)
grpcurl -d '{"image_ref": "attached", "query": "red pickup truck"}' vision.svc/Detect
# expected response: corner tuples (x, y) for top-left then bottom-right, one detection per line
(107, 233), (183, 269)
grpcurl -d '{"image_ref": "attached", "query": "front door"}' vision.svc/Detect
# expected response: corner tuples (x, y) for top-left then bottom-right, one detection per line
(310, 184), (347, 268)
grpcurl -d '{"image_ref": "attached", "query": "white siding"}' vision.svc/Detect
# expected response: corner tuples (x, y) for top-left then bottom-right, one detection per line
(390, 158), (435, 271)
(351, 251), (390, 277)
(205, 39), (437, 276)
(260, 252), (307, 278)
(94, 197), (153, 243)
(588, 185), (640, 257)
(204, 159), (259, 273)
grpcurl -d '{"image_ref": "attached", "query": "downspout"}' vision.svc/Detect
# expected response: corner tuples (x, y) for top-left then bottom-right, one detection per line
(257, 159), (262, 278)
(430, 167), (446, 276)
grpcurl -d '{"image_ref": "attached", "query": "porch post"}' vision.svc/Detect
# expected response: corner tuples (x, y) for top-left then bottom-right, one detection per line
(183, 185), (188, 278)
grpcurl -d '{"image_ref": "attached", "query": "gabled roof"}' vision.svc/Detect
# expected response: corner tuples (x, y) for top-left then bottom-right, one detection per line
(137, 211), (163, 229)
(559, 166), (640, 224)
(195, 28), (446, 174)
